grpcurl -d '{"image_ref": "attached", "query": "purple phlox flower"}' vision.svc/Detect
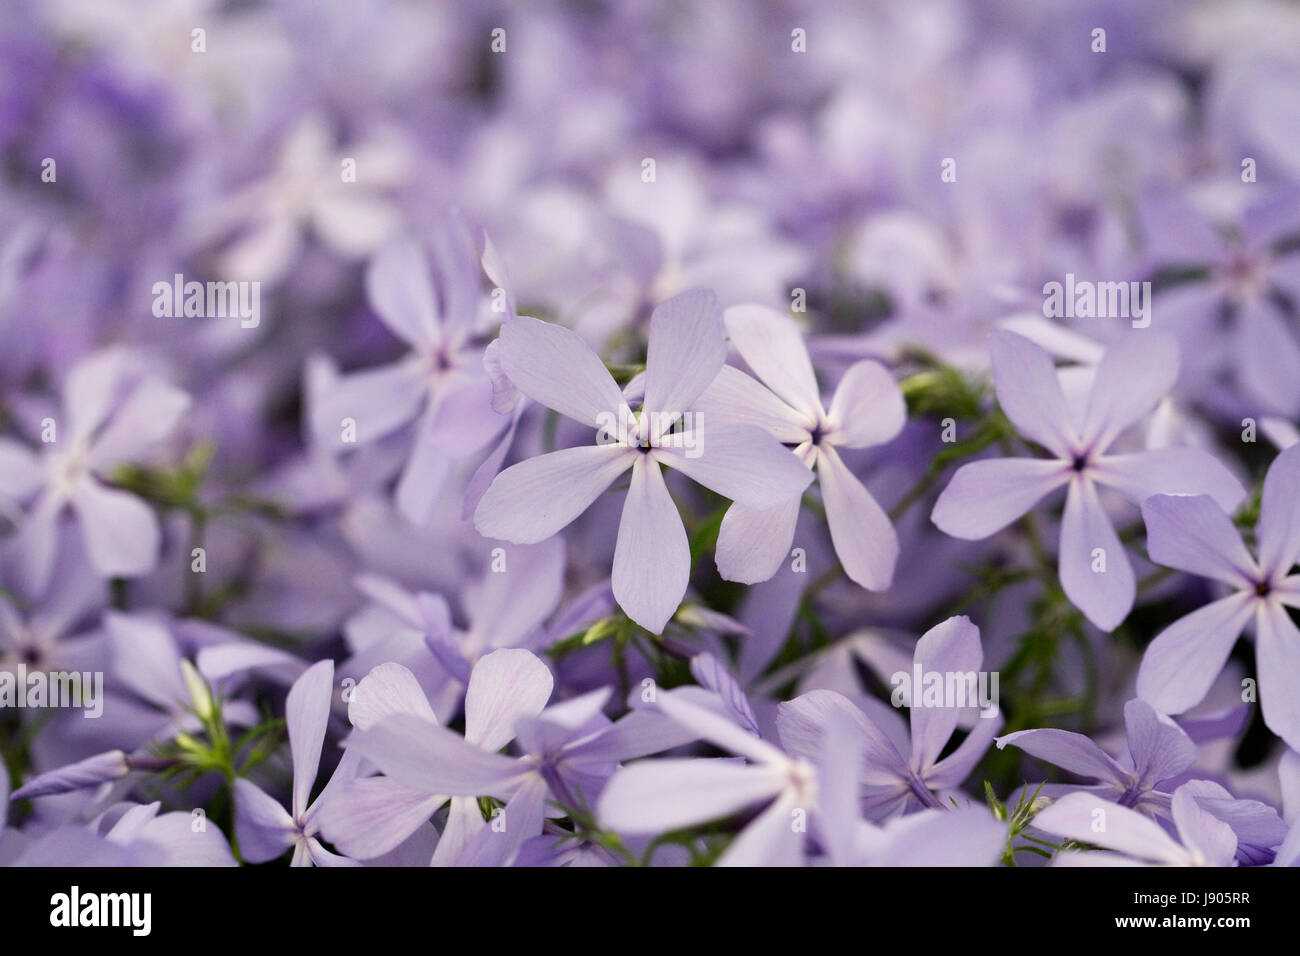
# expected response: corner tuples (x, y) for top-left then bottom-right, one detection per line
(201, 113), (410, 284)
(235, 659), (359, 867)
(327, 649), (697, 866)
(599, 688), (818, 867)
(1034, 784), (1238, 867)
(0, 347), (190, 595)
(12, 796), (236, 868)
(474, 288), (813, 633)
(814, 703), (1006, 866)
(1136, 443), (1300, 748)
(321, 650), (560, 866)
(104, 612), (258, 747)
(1140, 190), (1300, 417)
(693, 303), (905, 590)
(91, 799), (237, 867)
(0, 560), (105, 675)
(1174, 779), (1289, 866)
(779, 616), (1002, 821)
(340, 537), (564, 718)
(189, 619), (311, 692)
(311, 217), (509, 526)
(601, 153), (808, 307)
(932, 330), (1245, 631)
(996, 698), (1197, 816)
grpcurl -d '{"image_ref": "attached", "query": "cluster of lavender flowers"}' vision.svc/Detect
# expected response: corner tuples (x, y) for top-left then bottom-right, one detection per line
(1, 0), (1299, 868)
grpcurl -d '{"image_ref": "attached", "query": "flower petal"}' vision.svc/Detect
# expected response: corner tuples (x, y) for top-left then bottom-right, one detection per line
(723, 304), (822, 419)
(611, 456), (690, 634)
(1256, 599), (1300, 750)
(474, 444), (633, 544)
(931, 458), (1069, 539)
(1093, 447), (1245, 514)
(826, 360), (906, 449)
(816, 445), (897, 591)
(989, 331), (1077, 458)
(1258, 443), (1300, 579)
(1136, 592), (1256, 714)
(643, 289), (726, 424)
(286, 659), (334, 821)
(714, 497), (800, 585)
(1140, 494), (1258, 588)
(1058, 477), (1135, 632)
(1079, 334), (1179, 453)
(498, 316), (627, 428)
(655, 423), (812, 509)
(464, 649), (554, 752)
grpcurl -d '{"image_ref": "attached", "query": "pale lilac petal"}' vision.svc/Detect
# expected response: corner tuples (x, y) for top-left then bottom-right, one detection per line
(1059, 478), (1135, 632)
(1136, 592), (1256, 714)
(654, 424), (812, 509)
(1033, 792), (1186, 864)
(346, 714), (520, 796)
(1171, 786), (1238, 867)
(611, 456), (690, 635)
(0, 438), (42, 501)
(64, 348), (126, 444)
(1258, 443), (1300, 578)
(875, 806), (1006, 866)
(1140, 494), (1258, 587)
(817, 445), (897, 591)
(989, 331), (1077, 458)
(931, 458), (1070, 539)
(690, 365), (813, 443)
(464, 537), (565, 647)
(71, 480), (160, 578)
(1256, 600), (1300, 750)
(454, 775), (549, 866)
(393, 406), (451, 526)
(1236, 298), (1300, 417)
(925, 708), (1003, 790)
(657, 689), (787, 765)
(598, 759), (785, 833)
(714, 497), (800, 585)
(364, 237), (439, 348)
(464, 649), (554, 752)
(1079, 334), (1179, 453)
(86, 378), (190, 473)
(315, 776), (444, 860)
(1093, 447), (1245, 514)
(134, 813), (238, 867)
(474, 444), (633, 544)
(643, 289), (725, 423)
(348, 661), (438, 729)
(995, 728), (1125, 782)
(777, 690), (909, 785)
(233, 778), (296, 863)
(716, 791), (803, 867)
(430, 796), (485, 866)
(311, 358), (427, 447)
(723, 304), (822, 418)
(286, 660), (334, 820)
(1123, 698), (1198, 789)
(826, 360), (906, 448)
(498, 316), (627, 428)
(909, 616), (983, 771)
